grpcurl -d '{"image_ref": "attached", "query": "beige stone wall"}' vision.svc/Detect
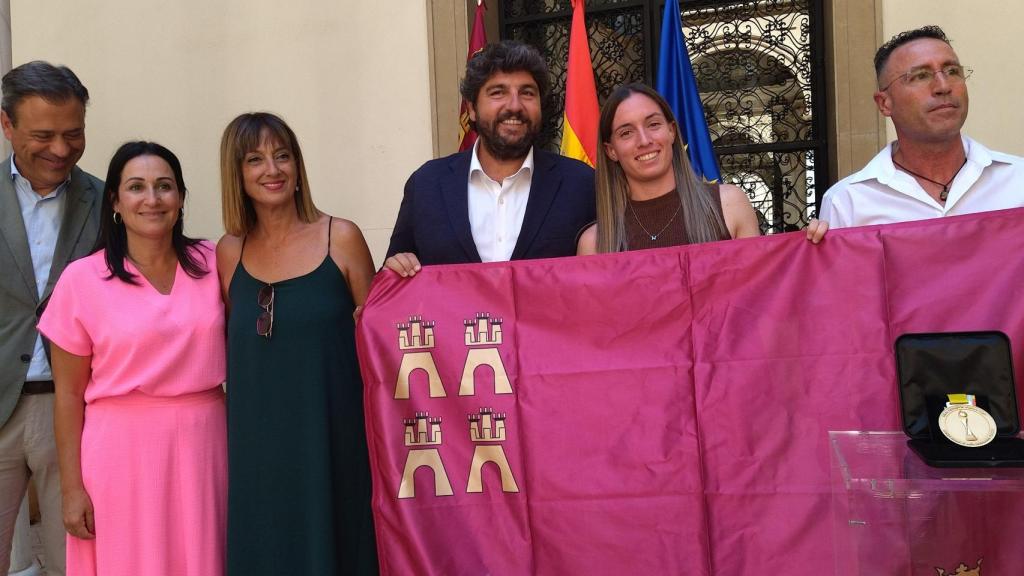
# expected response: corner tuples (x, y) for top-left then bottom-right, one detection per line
(881, 1), (1024, 156)
(427, 0), (494, 159)
(10, 0), (434, 266)
(428, 0), (469, 157)
(825, 0), (886, 183)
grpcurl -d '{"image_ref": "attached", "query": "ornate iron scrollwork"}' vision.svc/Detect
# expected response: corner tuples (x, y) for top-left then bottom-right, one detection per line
(683, 0), (826, 231)
(506, 5), (646, 151)
(502, 0), (828, 232)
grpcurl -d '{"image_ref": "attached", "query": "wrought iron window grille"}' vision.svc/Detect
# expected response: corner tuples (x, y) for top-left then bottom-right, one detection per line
(500, 0), (830, 232)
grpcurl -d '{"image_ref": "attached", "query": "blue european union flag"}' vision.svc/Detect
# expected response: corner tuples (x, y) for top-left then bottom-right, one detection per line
(656, 0), (721, 181)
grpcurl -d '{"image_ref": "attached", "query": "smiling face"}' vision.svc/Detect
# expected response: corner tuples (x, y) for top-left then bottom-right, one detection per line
(113, 154), (183, 243)
(603, 92), (677, 196)
(1, 95), (85, 195)
(240, 131), (297, 208)
(468, 70), (542, 161)
(874, 37), (968, 146)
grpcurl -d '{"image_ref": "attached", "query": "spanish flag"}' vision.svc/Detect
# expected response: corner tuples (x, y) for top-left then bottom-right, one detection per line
(559, 0), (599, 166)
(458, 0), (488, 152)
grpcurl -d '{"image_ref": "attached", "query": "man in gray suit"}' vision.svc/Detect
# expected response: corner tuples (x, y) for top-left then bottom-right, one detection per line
(0, 61), (101, 576)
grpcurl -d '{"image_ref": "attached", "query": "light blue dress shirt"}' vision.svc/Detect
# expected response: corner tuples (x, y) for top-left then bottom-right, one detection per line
(12, 155), (70, 381)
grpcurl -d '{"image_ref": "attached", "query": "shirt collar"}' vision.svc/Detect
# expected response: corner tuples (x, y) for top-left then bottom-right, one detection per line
(10, 154), (72, 198)
(469, 139), (534, 182)
(849, 135), (992, 186)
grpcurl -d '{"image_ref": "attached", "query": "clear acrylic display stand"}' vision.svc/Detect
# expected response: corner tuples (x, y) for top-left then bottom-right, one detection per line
(830, 431), (1024, 575)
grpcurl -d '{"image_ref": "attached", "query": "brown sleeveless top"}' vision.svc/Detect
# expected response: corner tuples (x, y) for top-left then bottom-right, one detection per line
(624, 184), (728, 250)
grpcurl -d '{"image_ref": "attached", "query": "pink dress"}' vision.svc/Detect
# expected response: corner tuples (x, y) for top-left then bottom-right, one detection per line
(38, 242), (226, 576)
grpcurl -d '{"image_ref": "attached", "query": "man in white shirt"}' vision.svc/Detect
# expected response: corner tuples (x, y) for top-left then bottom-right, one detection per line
(820, 26), (1024, 227)
(0, 61), (102, 576)
(385, 41), (595, 275)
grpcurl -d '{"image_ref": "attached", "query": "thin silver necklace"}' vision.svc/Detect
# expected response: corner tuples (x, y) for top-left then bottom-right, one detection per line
(628, 197), (681, 241)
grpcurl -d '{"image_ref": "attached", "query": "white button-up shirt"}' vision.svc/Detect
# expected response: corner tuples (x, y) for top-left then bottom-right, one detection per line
(820, 136), (1024, 228)
(467, 142), (534, 262)
(12, 156), (70, 381)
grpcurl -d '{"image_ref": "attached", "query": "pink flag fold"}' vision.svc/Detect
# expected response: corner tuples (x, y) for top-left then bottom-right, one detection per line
(358, 208), (1024, 575)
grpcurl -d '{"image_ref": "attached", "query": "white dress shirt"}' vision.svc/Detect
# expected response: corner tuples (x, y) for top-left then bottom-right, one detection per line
(820, 136), (1024, 228)
(12, 156), (70, 381)
(467, 142), (534, 262)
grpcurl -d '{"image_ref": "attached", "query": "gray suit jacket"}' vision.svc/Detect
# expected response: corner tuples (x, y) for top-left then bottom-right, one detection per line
(0, 157), (102, 427)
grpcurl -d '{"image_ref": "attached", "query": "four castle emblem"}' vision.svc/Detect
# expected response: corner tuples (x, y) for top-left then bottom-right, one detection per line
(394, 314), (518, 499)
(390, 316), (998, 567)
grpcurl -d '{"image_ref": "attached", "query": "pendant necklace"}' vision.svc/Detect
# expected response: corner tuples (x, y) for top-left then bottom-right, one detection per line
(892, 156), (968, 202)
(628, 198), (681, 241)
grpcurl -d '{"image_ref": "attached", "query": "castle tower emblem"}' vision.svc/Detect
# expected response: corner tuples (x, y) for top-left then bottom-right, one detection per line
(466, 408), (519, 493)
(394, 316), (446, 399)
(459, 313), (512, 396)
(936, 558), (983, 576)
(398, 412), (453, 498)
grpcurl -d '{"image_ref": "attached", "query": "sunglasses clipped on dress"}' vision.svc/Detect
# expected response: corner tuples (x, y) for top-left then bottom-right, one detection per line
(257, 284), (274, 339)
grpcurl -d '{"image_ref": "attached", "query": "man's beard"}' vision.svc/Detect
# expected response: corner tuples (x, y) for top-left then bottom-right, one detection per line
(476, 112), (540, 161)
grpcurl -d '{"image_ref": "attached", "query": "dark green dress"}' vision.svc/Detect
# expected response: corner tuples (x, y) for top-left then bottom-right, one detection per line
(226, 226), (378, 575)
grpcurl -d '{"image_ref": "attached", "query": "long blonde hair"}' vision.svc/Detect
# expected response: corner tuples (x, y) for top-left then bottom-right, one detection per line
(220, 112), (319, 236)
(595, 83), (728, 253)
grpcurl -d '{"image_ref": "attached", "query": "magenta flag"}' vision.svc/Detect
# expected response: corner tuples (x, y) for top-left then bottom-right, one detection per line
(357, 208), (1024, 575)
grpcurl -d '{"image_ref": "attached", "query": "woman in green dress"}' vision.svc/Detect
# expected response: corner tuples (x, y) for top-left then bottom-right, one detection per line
(216, 112), (378, 575)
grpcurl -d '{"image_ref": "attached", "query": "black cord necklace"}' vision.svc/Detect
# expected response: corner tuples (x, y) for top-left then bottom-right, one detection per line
(892, 156), (968, 202)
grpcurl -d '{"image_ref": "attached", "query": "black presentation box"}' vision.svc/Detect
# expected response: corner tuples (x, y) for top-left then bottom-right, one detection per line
(896, 331), (1024, 467)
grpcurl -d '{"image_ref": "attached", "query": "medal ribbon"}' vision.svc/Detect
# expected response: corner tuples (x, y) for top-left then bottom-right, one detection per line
(945, 393), (976, 407)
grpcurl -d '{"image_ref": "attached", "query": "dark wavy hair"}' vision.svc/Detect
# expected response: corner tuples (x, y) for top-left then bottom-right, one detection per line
(874, 25), (951, 79)
(459, 40), (550, 130)
(95, 141), (208, 284)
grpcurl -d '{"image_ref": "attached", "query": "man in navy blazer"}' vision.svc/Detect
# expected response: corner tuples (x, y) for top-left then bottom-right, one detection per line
(385, 41), (595, 275)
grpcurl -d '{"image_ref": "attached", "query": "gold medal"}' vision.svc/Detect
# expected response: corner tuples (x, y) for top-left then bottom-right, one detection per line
(938, 393), (997, 448)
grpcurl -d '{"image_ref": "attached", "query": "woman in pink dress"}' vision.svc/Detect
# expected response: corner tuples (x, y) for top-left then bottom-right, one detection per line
(38, 141), (226, 576)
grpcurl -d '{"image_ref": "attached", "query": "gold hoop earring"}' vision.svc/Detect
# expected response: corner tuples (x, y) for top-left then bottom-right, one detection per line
(113, 212), (122, 224)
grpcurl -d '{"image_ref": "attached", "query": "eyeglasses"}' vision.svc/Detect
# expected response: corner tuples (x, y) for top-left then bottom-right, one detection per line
(880, 64), (972, 91)
(257, 284), (274, 339)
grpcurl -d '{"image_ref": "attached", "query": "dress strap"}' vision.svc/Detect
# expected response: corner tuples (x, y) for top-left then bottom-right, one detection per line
(239, 234), (248, 258)
(326, 216), (333, 258)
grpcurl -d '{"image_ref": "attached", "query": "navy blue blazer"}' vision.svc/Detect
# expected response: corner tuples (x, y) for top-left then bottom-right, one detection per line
(387, 149), (595, 264)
